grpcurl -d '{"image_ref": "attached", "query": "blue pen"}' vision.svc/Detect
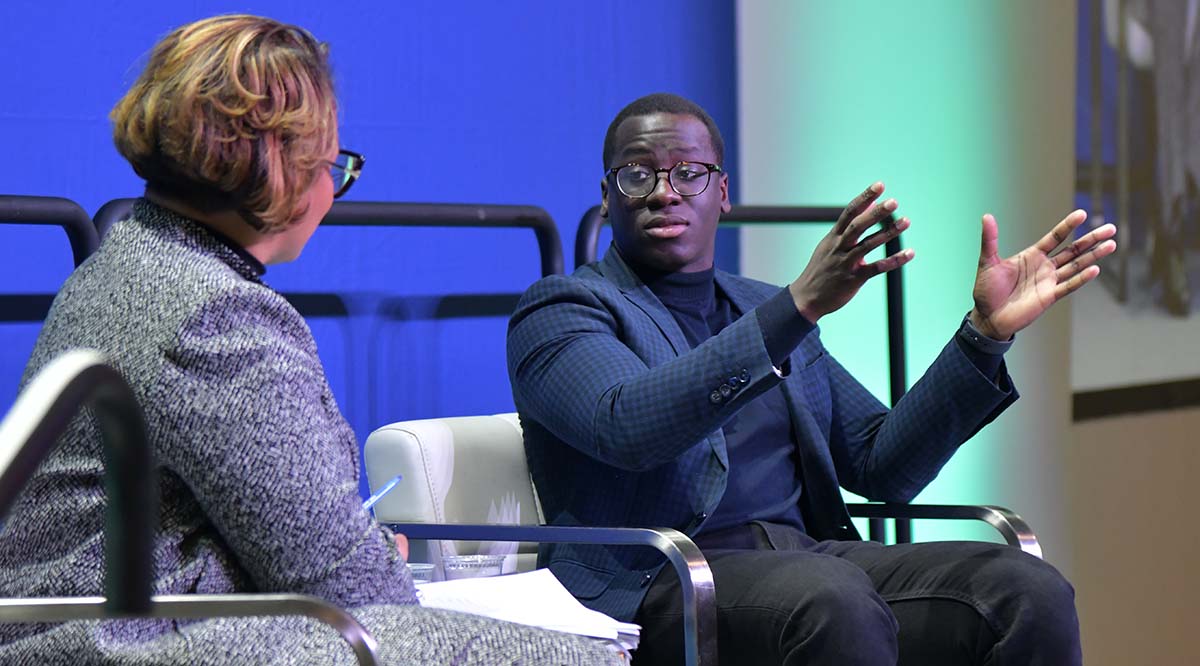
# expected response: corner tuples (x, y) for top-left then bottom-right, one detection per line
(363, 474), (402, 511)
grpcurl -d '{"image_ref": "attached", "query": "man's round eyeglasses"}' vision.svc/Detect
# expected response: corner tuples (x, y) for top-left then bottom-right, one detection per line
(608, 161), (723, 199)
(328, 149), (365, 199)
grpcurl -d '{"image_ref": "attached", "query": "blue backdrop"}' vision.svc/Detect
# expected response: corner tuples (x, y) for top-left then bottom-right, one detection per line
(0, 1), (740, 496)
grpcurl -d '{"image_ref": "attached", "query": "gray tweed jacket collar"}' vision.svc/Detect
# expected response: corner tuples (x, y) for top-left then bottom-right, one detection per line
(130, 198), (266, 283)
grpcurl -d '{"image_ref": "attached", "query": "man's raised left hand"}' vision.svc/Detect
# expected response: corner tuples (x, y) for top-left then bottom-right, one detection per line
(969, 210), (1116, 340)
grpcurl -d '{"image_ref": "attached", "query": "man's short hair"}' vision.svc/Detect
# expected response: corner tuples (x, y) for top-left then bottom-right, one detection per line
(602, 93), (725, 170)
(110, 14), (337, 233)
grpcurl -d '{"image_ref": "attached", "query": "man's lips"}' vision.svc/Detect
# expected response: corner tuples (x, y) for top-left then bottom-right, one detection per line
(643, 217), (689, 239)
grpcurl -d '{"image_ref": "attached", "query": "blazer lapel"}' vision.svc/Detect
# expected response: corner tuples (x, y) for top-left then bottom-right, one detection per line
(598, 246), (690, 356)
(712, 269), (761, 318)
(598, 246), (728, 470)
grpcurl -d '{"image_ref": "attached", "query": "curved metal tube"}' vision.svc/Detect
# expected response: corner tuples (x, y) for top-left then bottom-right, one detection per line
(0, 350), (154, 611)
(0, 195), (99, 266)
(574, 205), (606, 270)
(0, 594), (379, 666)
(92, 198), (136, 239)
(578, 203), (917, 540)
(96, 198), (566, 278)
(392, 522), (717, 666)
(575, 205), (907, 403)
(325, 201), (563, 277)
(575, 204), (846, 269)
(0, 351), (380, 663)
(847, 503), (1043, 558)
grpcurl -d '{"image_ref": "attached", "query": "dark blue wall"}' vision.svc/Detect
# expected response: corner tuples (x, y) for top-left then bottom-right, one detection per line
(0, 1), (739, 495)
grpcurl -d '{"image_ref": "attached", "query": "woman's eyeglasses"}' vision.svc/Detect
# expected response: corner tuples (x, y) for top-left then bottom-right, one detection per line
(328, 149), (365, 199)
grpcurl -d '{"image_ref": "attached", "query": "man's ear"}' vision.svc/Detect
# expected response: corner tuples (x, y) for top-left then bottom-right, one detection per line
(719, 172), (732, 214)
(600, 177), (610, 217)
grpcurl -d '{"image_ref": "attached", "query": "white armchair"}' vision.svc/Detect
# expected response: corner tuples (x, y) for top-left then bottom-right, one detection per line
(364, 412), (719, 666)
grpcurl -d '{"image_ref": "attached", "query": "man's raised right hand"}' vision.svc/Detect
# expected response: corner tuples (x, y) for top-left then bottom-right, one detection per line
(787, 182), (914, 323)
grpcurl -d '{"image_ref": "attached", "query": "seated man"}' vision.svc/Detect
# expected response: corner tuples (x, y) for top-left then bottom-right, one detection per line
(507, 93), (1115, 665)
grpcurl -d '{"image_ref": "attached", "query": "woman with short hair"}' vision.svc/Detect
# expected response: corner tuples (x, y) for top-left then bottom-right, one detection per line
(0, 14), (616, 664)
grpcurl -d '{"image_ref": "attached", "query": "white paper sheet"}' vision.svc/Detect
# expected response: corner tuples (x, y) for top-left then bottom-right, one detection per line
(416, 568), (640, 650)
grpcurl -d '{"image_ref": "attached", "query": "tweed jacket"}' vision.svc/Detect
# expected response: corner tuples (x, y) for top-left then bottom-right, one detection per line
(0, 200), (619, 664)
(507, 246), (1018, 622)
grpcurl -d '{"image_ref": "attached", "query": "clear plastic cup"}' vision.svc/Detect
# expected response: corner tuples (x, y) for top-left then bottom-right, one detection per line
(441, 554), (505, 580)
(408, 562), (436, 584)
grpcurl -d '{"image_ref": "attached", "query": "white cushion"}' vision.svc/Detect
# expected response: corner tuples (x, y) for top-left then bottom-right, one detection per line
(364, 413), (542, 576)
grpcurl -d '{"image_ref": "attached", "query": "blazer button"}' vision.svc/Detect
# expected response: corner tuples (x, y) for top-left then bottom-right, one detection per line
(739, 369), (751, 383)
(709, 390), (723, 404)
(640, 572), (654, 587)
(727, 376), (740, 389)
(719, 384), (733, 398)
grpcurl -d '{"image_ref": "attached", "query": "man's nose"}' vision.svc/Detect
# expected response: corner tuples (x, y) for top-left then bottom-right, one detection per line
(645, 171), (681, 207)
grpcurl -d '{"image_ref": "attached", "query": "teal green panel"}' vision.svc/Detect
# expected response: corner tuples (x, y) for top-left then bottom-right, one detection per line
(739, 0), (1036, 543)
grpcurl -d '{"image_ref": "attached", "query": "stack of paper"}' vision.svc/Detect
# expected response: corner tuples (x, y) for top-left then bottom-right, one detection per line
(416, 568), (640, 653)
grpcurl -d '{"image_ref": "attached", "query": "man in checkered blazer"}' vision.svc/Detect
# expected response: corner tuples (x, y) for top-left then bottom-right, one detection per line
(508, 93), (1115, 665)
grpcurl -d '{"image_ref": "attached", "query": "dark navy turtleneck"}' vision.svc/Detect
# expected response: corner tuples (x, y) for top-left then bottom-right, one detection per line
(634, 266), (807, 538)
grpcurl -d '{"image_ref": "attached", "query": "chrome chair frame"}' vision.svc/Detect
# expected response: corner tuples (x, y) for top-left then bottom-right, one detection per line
(848, 503), (1042, 558)
(391, 522), (716, 666)
(0, 350), (380, 665)
(384, 507), (1040, 666)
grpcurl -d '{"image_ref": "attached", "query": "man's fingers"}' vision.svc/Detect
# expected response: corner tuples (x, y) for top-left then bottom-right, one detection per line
(1055, 239), (1116, 283)
(860, 247), (916, 278)
(1051, 223), (1117, 268)
(979, 214), (1000, 266)
(851, 216), (910, 259)
(842, 198), (898, 248)
(1054, 264), (1101, 300)
(1034, 209), (1088, 254)
(834, 182), (884, 234)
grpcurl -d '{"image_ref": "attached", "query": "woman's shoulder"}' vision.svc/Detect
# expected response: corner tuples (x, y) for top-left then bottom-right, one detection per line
(99, 217), (294, 318)
(33, 218), (308, 381)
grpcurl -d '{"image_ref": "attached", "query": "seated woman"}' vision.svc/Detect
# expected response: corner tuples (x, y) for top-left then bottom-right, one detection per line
(0, 14), (616, 664)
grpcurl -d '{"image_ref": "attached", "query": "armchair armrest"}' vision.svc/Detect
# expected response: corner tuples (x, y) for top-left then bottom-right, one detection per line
(0, 350), (379, 664)
(387, 522), (716, 666)
(0, 594), (380, 666)
(847, 503), (1042, 558)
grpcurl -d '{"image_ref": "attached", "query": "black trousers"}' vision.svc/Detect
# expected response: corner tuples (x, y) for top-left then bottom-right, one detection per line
(632, 523), (1080, 666)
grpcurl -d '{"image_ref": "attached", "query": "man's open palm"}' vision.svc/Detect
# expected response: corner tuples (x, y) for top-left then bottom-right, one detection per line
(970, 210), (1116, 340)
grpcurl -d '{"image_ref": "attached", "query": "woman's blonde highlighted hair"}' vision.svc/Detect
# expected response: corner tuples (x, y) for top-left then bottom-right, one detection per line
(111, 14), (337, 233)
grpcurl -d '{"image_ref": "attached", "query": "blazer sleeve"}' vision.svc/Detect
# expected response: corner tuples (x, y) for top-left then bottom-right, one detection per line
(507, 275), (792, 472)
(826, 335), (1018, 502)
(146, 284), (417, 608)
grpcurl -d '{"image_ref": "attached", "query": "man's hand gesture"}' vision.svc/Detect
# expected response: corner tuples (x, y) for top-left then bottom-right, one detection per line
(969, 210), (1117, 340)
(788, 182), (914, 323)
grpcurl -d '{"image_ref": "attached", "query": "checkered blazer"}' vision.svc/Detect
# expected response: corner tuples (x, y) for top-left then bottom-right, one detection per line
(508, 246), (1017, 622)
